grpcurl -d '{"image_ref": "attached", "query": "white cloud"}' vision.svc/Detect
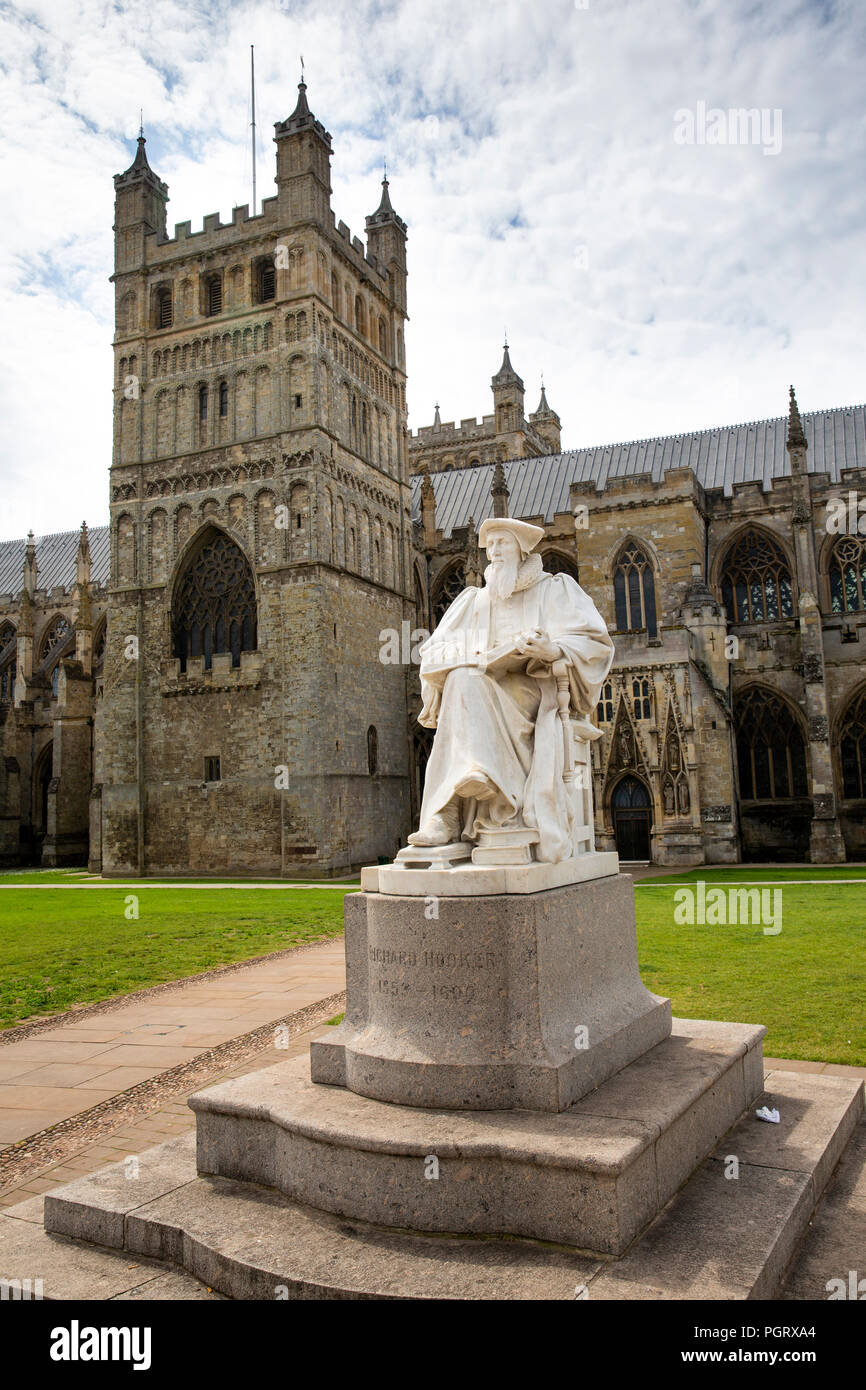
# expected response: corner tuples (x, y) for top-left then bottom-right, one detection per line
(0, 0), (864, 538)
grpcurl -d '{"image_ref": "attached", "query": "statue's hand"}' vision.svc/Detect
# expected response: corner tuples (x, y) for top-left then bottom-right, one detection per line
(517, 629), (561, 664)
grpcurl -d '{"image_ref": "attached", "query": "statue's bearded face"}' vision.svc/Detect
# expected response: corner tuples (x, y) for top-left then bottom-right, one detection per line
(484, 529), (522, 600)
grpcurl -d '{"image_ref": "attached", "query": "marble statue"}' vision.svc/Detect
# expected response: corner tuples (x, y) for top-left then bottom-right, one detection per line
(406, 517), (614, 866)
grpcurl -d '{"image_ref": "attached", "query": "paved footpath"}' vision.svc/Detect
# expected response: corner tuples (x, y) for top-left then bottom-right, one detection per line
(0, 938), (346, 1148)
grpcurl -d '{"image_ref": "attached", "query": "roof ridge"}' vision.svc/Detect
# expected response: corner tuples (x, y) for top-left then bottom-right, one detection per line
(426, 401), (862, 472)
(0, 523), (109, 547)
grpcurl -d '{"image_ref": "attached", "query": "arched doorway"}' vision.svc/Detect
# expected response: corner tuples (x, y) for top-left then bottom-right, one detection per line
(611, 775), (652, 861)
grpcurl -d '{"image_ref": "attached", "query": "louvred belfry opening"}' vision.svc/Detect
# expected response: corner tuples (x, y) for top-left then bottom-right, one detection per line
(172, 528), (257, 672)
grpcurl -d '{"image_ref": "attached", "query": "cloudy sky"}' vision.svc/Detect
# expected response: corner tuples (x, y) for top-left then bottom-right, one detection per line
(0, 0), (864, 539)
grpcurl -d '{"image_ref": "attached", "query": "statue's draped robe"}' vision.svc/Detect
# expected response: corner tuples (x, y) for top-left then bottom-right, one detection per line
(417, 559), (615, 862)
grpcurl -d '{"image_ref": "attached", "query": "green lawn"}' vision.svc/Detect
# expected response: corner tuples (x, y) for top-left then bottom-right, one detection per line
(634, 868), (866, 1066)
(0, 880), (350, 1029)
(0, 868), (863, 1066)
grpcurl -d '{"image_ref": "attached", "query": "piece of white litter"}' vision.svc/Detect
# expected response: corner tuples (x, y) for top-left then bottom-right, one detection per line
(756, 1105), (780, 1123)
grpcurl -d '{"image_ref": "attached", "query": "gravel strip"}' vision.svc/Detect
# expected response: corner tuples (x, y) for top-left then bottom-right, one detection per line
(0, 990), (346, 1193)
(0, 935), (343, 1046)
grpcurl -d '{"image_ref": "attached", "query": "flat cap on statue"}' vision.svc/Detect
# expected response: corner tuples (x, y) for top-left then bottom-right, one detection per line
(478, 516), (545, 554)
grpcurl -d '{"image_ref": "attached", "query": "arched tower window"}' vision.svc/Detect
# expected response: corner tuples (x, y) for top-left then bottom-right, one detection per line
(734, 686), (808, 801)
(613, 542), (657, 637)
(219, 380), (229, 418)
(431, 563), (465, 625)
(367, 725), (378, 776)
(721, 528), (794, 624)
(172, 529), (257, 673)
(840, 689), (866, 799)
(205, 274), (223, 317)
(155, 286), (173, 329)
(256, 258), (275, 303)
(829, 535), (866, 614)
(198, 384), (208, 422)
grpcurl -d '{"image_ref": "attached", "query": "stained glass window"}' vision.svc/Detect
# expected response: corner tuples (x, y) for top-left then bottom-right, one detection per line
(735, 686), (808, 800)
(721, 529), (794, 624)
(613, 543), (657, 637)
(829, 536), (866, 614)
(840, 690), (866, 799)
(172, 529), (257, 673)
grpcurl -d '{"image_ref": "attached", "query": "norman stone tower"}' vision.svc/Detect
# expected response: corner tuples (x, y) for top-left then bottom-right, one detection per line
(99, 82), (414, 874)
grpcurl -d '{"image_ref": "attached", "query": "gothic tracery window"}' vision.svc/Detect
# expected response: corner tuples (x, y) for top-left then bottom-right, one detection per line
(632, 677), (651, 720)
(541, 550), (580, 582)
(734, 687), (808, 801)
(40, 615), (69, 660)
(721, 528), (794, 624)
(172, 529), (257, 673)
(829, 535), (866, 614)
(0, 624), (16, 701)
(596, 680), (614, 723)
(613, 542), (657, 638)
(0, 659), (15, 701)
(840, 689), (866, 799)
(431, 563), (465, 625)
(94, 621), (107, 669)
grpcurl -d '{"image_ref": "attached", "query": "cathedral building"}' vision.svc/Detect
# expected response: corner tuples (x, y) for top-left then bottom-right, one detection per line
(1, 81), (865, 870)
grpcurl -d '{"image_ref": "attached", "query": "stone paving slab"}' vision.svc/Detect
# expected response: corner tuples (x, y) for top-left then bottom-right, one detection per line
(0, 939), (345, 1148)
(0, 1024), (330, 1209)
(779, 1114), (866, 1299)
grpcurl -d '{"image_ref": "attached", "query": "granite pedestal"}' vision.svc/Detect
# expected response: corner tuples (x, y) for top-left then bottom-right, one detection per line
(310, 873), (670, 1111)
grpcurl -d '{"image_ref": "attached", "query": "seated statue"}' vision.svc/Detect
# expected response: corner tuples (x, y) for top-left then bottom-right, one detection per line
(409, 517), (614, 865)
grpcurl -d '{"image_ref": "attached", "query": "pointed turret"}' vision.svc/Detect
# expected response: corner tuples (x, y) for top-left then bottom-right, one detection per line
(433, 403), (441, 430)
(113, 130), (168, 265)
(274, 81), (332, 227)
(491, 341), (525, 439)
(529, 377), (562, 454)
(366, 176), (408, 317)
(492, 341), (524, 391)
(368, 175), (400, 225)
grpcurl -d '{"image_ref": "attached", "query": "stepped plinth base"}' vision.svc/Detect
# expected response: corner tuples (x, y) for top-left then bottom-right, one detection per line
(42, 1060), (864, 1300)
(191, 1018), (764, 1254)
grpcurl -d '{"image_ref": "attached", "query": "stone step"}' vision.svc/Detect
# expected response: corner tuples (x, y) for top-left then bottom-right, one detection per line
(192, 1017), (765, 1254)
(588, 1069), (864, 1299)
(0, 1200), (222, 1301)
(38, 1069), (863, 1300)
